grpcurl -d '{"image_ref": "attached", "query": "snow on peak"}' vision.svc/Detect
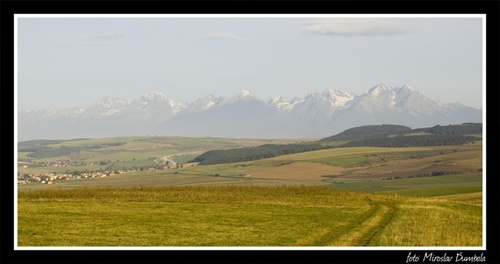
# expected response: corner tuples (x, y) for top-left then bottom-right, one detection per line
(133, 91), (186, 114)
(269, 96), (284, 104)
(141, 91), (170, 101)
(321, 88), (355, 108)
(189, 94), (224, 111)
(223, 90), (256, 104)
(364, 83), (388, 95)
(401, 85), (414, 91)
(325, 88), (355, 99)
(94, 96), (130, 109)
(237, 90), (252, 98)
(268, 96), (294, 111)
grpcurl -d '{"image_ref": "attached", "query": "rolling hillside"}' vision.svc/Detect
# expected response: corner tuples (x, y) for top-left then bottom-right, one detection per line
(191, 123), (482, 165)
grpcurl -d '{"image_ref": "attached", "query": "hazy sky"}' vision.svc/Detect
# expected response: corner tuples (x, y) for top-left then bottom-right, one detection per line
(16, 15), (484, 110)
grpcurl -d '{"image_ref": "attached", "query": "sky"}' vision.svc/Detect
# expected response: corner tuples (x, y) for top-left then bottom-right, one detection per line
(16, 15), (484, 110)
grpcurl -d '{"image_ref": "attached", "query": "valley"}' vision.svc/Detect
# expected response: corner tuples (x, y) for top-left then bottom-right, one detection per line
(16, 123), (484, 247)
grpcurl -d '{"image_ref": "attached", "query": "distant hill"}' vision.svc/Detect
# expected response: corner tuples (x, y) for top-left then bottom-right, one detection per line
(192, 123), (483, 165)
(320, 124), (412, 142)
(411, 123), (483, 135)
(340, 134), (478, 148)
(321, 123), (482, 142)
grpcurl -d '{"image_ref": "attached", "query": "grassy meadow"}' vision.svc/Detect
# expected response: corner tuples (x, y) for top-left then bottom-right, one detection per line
(17, 186), (482, 247)
(16, 136), (483, 247)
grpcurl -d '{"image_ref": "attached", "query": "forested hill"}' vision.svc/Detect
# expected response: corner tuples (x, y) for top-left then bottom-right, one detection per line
(340, 135), (478, 148)
(320, 123), (482, 142)
(319, 124), (412, 142)
(191, 143), (327, 165)
(410, 123), (483, 135)
(191, 123), (482, 165)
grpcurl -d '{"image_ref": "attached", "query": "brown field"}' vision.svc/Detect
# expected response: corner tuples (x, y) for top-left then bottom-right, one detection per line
(342, 164), (480, 180)
(18, 139), (482, 192)
(244, 143), (482, 182)
(249, 161), (344, 181)
(333, 144), (482, 181)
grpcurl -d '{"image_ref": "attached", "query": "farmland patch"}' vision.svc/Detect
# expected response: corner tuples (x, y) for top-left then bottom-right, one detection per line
(249, 162), (344, 181)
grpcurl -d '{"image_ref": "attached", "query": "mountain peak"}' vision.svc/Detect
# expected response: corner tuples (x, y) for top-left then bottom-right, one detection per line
(93, 96), (130, 109)
(401, 85), (414, 91)
(325, 88), (355, 98)
(225, 90), (255, 103)
(367, 83), (390, 95)
(18, 83), (482, 141)
(237, 90), (252, 98)
(141, 91), (169, 101)
(188, 94), (224, 111)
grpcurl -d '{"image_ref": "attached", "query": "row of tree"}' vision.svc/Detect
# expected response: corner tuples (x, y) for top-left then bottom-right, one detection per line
(192, 134), (480, 165)
(412, 123), (482, 135)
(320, 124), (411, 142)
(320, 123), (482, 142)
(191, 143), (328, 165)
(340, 135), (478, 148)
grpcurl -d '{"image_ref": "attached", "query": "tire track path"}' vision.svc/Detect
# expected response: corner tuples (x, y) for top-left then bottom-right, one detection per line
(330, 202), (395, 246)
(295, 202), (395, 246)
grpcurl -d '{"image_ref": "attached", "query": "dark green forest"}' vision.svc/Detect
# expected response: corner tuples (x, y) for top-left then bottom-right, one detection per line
(191, 143), (327, 165)
(340, 135), (478, 148)
(411, 123), (482, 135)
(192, 123), (482, 165)
(320, 124), (412, 142)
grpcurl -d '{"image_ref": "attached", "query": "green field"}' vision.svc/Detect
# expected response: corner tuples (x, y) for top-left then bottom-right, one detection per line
(17, 136), (312, 175)
(17, 186), (482, 247)
(16, 136), (484, 247)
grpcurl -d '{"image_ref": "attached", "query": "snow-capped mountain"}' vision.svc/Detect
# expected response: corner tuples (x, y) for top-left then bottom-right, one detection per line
(290, 88), (356, 120)
(329, 84), (481, 131)
(17, 84), (482, 141)
(80, 96), (131, 118)
(185, 94), (225, 113)
(119, 91), (185, 122)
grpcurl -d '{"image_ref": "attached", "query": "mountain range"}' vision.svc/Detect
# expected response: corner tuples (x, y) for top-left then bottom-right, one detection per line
(17, 84), (482, 141)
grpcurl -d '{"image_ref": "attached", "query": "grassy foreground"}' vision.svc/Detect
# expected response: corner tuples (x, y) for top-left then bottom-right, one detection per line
(17, 186), (482, 247)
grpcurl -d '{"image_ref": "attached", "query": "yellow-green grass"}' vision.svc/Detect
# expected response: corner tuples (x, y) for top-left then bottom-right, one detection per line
(401, 132), (433, 136)
(380, 186), (482, 198)
(18, 140), (483, 206)
(17, 186), (482, 247)
(271, 147), (433, 162)
(430, 192), (483, 205)
(18, 171), (255, 190)
(369, 198), (482, 246)
(313, 146), (481, 177)
(249, 162), (344, 181)
(328, 174), (482, 195)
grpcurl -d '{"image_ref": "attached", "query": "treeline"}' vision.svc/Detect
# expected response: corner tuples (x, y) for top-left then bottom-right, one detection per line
(320, 124), (411, 142)
(192, 123), (482, 166)
(321, 123), (482, 142)
(191, 143), (328, 165)
(412, 123), (482, 135)
(340, 135), (478, 148)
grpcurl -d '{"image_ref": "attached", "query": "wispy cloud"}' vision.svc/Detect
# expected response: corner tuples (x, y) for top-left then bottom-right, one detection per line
(300, 18), (409, 36)
(198, 32), (254, 41)
(83, 32), (127, 42)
